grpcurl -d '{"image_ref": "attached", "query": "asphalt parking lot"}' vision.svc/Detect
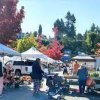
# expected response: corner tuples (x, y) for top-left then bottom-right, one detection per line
(0, 79), (100, 100)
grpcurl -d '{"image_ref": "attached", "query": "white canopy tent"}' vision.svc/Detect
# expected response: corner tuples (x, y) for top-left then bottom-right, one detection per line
(21, 47), (47, 59)
(42, 56), (56, 63)
(21, 47), (55, 63)
(72, 53), (94, 60)
(72, 53), (95, 68)
(0, 43), (21, 56)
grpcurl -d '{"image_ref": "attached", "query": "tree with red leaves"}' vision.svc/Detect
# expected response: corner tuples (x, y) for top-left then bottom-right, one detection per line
(37, 35), (42, 48)
(39, 45), (47, 55)
(46, 39), (64, 60)
(0, 0), (24, 44)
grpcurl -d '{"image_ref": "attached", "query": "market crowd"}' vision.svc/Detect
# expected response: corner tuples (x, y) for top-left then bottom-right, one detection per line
(0, 59), (96, 98)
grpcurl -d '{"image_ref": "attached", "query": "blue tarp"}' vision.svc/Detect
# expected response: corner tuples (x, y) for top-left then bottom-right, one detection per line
(0, 43), (20, 56)
(61, 54), (71, 62)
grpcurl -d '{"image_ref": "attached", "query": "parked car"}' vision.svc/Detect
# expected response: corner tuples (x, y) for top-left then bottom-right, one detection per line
(4, 60), (34, 76)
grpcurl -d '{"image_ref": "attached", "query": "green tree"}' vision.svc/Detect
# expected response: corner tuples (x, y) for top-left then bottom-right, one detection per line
(95, 34), (100, 43)
(95, 26), (100, 34)
(90, 23), (96, 32)
(53, 18), (65, 40)
(33, 31), (38, 37)
(17, 36), (38, 52)
(85, 33), (91, 46)
(62, 36), (77, 54)
(85, 23), (100, 54)
(65, 11), (76, 38)
(90, 32), (97, 48)
(76, 33), (83, 41)
(53, 11), (76, 40)
(84, 30), (88, 40)
(42, 40), (49, 46)
(38, 24), (42, 35)
(54, 19), (65, 33)
(85, 31), (98, 54)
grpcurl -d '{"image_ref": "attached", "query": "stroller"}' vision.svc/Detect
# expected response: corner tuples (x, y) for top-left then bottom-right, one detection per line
(46, 74), (69, 100)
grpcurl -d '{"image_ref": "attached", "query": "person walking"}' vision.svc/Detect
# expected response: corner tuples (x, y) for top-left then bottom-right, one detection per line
(63, 63), (69, 75)
(73, 60), (80, 74)
(31, 58), (44, 95)
(0, 61), (3, 97)
(77, 64), (88, 95)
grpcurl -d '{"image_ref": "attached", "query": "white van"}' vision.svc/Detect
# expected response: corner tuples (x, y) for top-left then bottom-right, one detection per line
(4, 60), (33, 75)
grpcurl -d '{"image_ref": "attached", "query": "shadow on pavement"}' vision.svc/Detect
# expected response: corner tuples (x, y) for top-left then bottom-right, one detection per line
(0, 85), (48, 100)
(0, 84), (100, 100)
(63, 90), (100, 100)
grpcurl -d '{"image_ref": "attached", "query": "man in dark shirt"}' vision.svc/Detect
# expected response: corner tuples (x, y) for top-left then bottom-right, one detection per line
(31, 58), (44, 95)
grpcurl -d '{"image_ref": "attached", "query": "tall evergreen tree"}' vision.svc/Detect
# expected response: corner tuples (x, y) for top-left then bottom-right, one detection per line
(96, 26), (100, 34)
(38, 24), (42, 35)
(90, 23), (96, 32)
(90, 32), (97, 48)
(65, 11), (76, 38)
(53, 18), (65, 40)
(76, 33), (83, 41)
(54, 18), (65, 33)
(33, 31), (38, 37)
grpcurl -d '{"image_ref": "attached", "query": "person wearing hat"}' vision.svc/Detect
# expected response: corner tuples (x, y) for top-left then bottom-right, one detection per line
(0, 61), (3, 97)
(77, 64), (88, 95)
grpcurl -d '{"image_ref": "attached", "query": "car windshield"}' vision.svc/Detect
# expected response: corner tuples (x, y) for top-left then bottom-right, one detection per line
(13, 61), (25, 65)
(13, 61), (33, 66)
(25, 61), (33, 66)
(5, 60), (33, 66)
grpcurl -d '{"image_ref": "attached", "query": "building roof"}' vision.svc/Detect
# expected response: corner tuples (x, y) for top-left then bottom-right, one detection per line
(72, 53), (95, 61)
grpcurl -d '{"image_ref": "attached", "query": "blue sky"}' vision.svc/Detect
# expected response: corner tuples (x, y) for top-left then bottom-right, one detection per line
(17, 0), (100, 37)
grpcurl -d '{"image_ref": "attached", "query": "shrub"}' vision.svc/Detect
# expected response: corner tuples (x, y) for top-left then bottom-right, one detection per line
(90, 72), (99, 77)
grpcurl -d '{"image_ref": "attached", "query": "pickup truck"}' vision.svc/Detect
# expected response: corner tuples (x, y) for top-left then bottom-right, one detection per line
(4, 60), (33, 76)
